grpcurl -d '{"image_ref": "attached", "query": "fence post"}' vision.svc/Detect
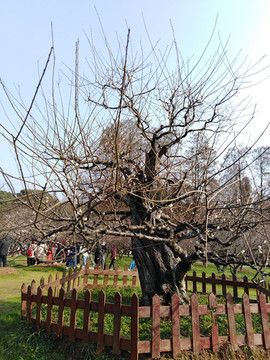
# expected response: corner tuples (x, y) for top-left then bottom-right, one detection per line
(264, 281), (269, 303)
(48, 273), (53, 285)
(171, 294), (181, 357)
(193, 271), (197, 293)
(152, 294), (161, 358)
(121, 265), (127, 286)
(209, 293), (219, 351)
(222, 274), (226, 296)
(83, 263), (89, 288)
(67, 268), (72, 293)
(132, 269), (137, 287)
(77, 268), (81, 288)
(69, 288), (78, 342)
(243, 293), (254, 347)
(36, 286), (43, 328)
(191, 293), (200, 354)
(243, 276), (249, 296)
(21, 283), (26, 320)
(94, 264), (99, 285)
(31, 280), (37, 295)
(61, 270), (66, 292)
(232, 275), (238, 299)
(211, 273), (216, 295)
(104, 265), (109, 286)
(57, 287), (65, 339)
(40, 276), (45, 288)
(83, 290), (91, 343)
(97, 291), (106, 351)
(226, 293), (237, 348)
(259, 293), (270, 349)
(72, 268), (77, 290)
(256, 288), (260, 302)
(55, 272), (60, 296)
(46, 287), (53, 335)
(131, 293), (139, 360)
(27, 285), (32, 324)
(113, 266), (119, 286)
(202, 272), (206, 293)
(113, 292), (122, 355)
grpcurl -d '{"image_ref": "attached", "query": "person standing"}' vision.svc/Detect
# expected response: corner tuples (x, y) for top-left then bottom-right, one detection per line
(26, 239), (37, 266)
(99, 241), (108, 269)
(0, 236), (11, 267)
(94, 244), (101, 267)
(82, 247), (89, 267)
(65, 245), (77, 270)
(109, 246), (116, 270)
(55, 242), (65, 263)
(35, 242), (47, 264)
(129, 257), (136, 271)
(46, 247), (53, 263)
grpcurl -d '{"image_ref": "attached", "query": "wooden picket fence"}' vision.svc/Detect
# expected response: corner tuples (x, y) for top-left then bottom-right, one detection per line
(35, 263), (270, 301)
(21, 264), (270, 358)
(36, 264), (270, 301)
(186, 271), (270, 301)
(36, 263), (138, 296)
(21, 281), (270, 359)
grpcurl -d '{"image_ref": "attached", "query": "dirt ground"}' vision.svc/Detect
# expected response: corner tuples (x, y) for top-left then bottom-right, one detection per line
(52, 339), (270, 360)
(0, 267), (19, 275)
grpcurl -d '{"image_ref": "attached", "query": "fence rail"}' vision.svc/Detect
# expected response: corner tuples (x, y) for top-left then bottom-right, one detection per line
(185, 270), (270, 301)
(21, 280), (270, 359)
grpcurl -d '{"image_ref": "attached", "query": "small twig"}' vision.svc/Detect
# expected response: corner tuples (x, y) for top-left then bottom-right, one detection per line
(14, 46), (54, 143)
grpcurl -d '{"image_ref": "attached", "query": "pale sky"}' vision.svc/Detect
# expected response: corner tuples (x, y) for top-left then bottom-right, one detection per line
(0, 0), (270, 190)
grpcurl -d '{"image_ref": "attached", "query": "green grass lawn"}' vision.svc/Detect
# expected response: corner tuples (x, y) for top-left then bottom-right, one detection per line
(1, 255), (269, 360)
(0, 254), (133, 302)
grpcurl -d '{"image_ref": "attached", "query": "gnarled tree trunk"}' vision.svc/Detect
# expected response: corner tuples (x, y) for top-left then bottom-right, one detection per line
(130, 198), (193, 305)
(132, 237), (192, 305)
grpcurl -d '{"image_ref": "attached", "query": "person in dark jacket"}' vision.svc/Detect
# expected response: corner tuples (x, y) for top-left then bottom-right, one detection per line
(65, 245), (77, 270)
(0, 236), (11, 267)
(94, 244), (101, 266)
(109, 246), (116, 270)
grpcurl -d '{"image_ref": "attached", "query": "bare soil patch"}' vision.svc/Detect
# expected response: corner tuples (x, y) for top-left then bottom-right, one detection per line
(238, 268), (254, 274)
(34, 263), (60, 267)
(0, 267), (19, 275)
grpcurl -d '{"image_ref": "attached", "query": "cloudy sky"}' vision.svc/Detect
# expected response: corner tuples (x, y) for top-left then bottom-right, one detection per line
(0, 0), (270, 189)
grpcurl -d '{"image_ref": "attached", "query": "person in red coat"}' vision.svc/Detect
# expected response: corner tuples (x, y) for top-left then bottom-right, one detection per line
(47, 247), (53, 263)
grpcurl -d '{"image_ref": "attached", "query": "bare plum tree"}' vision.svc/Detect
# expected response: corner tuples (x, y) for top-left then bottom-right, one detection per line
(0, 29), (269, 304)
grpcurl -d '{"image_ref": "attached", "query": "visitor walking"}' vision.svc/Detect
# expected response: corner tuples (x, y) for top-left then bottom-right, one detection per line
(129, 257), (136, 270)
(109, 246), (116, 270)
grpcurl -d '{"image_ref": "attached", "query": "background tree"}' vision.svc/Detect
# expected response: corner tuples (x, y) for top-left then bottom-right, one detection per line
(0, 30), (269, 304)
